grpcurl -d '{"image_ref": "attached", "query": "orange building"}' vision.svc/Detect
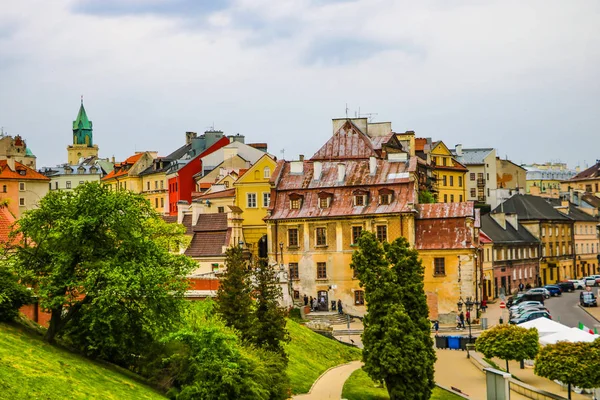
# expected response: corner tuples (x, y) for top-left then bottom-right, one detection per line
(0, 159), (50, 218)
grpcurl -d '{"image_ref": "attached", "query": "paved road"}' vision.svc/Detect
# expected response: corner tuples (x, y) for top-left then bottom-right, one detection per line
(293, 361), (362, 400)
(543, 291), (600, 329)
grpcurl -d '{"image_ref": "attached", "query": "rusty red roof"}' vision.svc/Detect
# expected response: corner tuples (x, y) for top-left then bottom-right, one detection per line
(193, 213), (228, 232)
(417, 202), (475, 219)
(311, 120), (377, 161)
(185, 231), (230, 257)
(570, 160), (600, 181)
(479, 230), (493, 244)
(0, 206), (17, 247)
(415, 138), (427, 152)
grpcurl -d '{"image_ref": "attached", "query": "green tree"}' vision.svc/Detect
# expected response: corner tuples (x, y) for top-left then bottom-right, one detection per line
(535, 340), (600, 399)
(0, 265), (31, 322)
(476, 324), (539, 373)
(216, 246), (254, 341)
(351, 232), (435, 400)
(418, 190), (435, 204)
(251, 258), (289, 359)
(11, 183), (194, 360)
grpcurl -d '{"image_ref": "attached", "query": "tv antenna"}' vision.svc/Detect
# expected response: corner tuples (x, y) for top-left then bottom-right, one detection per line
(280, 148), (285, 160)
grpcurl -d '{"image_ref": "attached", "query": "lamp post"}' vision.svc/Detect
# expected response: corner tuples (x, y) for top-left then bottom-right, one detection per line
(458, 296), (480, 357)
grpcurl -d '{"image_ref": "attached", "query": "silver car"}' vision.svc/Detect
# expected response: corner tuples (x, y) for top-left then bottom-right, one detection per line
(526, 288), (551, 299)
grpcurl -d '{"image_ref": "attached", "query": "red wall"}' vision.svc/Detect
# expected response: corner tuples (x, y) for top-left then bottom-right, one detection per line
(20, 303), (51, 327)
(169, 136), (230, 216)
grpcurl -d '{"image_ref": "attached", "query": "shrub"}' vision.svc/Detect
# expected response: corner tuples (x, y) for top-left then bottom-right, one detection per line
(0, 266), (31, 322)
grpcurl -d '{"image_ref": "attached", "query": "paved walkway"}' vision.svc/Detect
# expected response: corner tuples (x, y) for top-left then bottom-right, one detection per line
(292, 361), (363, 400)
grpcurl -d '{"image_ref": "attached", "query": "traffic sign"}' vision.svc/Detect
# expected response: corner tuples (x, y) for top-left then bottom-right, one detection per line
(500, 302), (506, 309)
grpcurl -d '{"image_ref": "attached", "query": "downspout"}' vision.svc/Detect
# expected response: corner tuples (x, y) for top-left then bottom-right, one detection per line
(275, 220), (279, 264)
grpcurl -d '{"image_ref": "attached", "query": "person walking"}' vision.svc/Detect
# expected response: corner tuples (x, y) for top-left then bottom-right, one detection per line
(433, 320), (439, 336)
(337, 299), (343, 315)
(519, 282), (524, 292)
(309, 296), (313, 311)
(456, 314), (462, 330)
(303, 294), (309, 306)
(466, 310), (471, 326)
(312, 297), (317, 311)
(481, 299), (487, 312)
(459, 311), (465, 329)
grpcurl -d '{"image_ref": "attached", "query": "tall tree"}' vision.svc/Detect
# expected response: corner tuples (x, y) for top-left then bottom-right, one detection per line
(351, 232), (436, 400)
(216, 246), (254, 341)
(11, 183), (194, 359)
(476, 324), (539, 373)
(251, 258), (289, 359)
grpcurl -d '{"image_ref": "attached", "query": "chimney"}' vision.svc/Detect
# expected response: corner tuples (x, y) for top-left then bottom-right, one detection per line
(6, 157), (15, 170)
(299, 155), (304, 161)
(337, 163), (346, 182)
(369, 156), (377, 175)
(455, 144), (463, 157)
(185, 131), (197, 145)
(313, 161), (322, 181)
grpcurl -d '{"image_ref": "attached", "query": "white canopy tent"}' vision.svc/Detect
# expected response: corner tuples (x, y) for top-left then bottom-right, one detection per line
(517, 317), (570, 337)
(539, 327), (599, 345)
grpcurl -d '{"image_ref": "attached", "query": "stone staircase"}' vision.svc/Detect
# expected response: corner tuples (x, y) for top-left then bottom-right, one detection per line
(305, 312), (351, 325)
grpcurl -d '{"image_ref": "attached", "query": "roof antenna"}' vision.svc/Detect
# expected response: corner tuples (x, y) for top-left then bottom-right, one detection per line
(345, 103), (349, 118)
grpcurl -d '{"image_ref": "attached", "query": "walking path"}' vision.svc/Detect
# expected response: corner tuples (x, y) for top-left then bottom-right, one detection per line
(292, 361), (362, 400)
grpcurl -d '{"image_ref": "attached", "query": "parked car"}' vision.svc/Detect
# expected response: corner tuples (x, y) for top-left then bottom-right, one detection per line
(544, 285), (562, 297)
(510, 306), (549, 319)
(510, 311), (551, 325)
(580, 292), (598, 307)
(509, 300), (543, 313)
(584, 276), (600, 287)
(526, 288), (551, 299)
(568, 279), (586, 290)
(557, 281), (575, 293)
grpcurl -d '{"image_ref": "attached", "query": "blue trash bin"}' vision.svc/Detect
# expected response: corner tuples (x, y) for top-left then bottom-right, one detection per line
(447, 336), (461, 350)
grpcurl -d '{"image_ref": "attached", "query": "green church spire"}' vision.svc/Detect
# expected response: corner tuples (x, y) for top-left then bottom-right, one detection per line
(73, 97), (93, 146)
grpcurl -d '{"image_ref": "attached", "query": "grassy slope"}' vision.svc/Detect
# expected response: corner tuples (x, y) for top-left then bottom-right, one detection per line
(0, 323), (166, 400)
(342, 369), (464, 400)
(285, 319), (362, 394)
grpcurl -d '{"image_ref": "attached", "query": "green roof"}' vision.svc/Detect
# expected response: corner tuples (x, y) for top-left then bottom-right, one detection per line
(73, 103), (92, 131)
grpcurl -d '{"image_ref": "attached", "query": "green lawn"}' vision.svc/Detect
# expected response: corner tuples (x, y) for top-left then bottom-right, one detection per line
(0, 323), (166, 400)
(285, 319), (362, 394)
(342, 368), (465, 400)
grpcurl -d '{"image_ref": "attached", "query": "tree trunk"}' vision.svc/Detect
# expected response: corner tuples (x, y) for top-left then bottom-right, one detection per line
(568, 383), (571, 400)
(44, 309), (63, 343)
(520, 359), (524, 369)
(505, 359), (510, 373)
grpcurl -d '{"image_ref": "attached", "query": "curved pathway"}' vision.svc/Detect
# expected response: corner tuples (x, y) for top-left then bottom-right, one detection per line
(293, 361), (363, 400)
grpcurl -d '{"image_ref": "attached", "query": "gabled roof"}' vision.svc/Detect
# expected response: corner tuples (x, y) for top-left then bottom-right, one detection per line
(101, 153), (144, 180)
(480, 214), (539, 244)
(0, 160), (50, 181)
(546, 199), (599, 222)
(582, 194), (600, 208)
(195, 188), (236, 200)
(491, 194), (570, 221)
(184, 213), (230, 257)
(417, 202), (475, 219)
(193, 213), (228, 232)
(311, 120), (377, 161)
(452, 148), (494, 165)
(569, 160), (600, 181)
(165, 143), (192, 161)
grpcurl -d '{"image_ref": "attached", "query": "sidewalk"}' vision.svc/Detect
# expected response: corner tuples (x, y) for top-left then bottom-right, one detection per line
(579, 304), (600, 324)
(292, 361), (363, 400)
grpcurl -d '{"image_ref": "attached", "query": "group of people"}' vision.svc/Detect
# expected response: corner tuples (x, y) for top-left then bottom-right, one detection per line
(303, 294), (343, 314)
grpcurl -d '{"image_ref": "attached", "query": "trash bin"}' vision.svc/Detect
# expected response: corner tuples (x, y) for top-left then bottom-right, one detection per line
(447, 336), (461, 350)
(459, 336), (470, 350)
(481, 317), (488, 330)
(435, 335), (448, 349)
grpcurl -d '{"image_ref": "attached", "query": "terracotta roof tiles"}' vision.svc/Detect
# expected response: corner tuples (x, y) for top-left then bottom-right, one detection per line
(0, 160), (49, 181)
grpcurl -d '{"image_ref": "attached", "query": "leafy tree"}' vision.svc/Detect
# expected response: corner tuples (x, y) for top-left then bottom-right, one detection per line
(418, 190), (436, 204)
(351, 232), (435, 400)
(251, 258), (289, 359)
(535, 340), (600, 400)
(0, 265), (31, 322)
(10, 183), (194, 362)
(216, 246), (255, 341)
(476, 324), (539, 373)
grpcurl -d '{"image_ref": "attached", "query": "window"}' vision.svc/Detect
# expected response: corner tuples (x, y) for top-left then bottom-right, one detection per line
(293, 290), (300, 299)
(288, 228), (298, 247)
(549, 226), (552, 237)
(2, 185), (6, 193)
(470, 188), (476, 197)
(354, 195), (365, 206)
(124, 181), (127, 190)
(19, 198), (25, 206)
(443, 194), (448, 203)
(263, 167), (271, 178)
(477, 172), (484, 181)
(459, 195), (463, 202)
(224, 181), (229, 188)
(487, 188), (490, 197)
(316, 227), (327, 246)
(487, 173), (489, 181)
(459, 176), (463, 187)
(289, 263), (299, 280)
(147, 182), (150, 190)
(247, 193), (257, 208)
(354, 290), (365, 305)
(155, 198), (159, 208)
(79, 181), (84, 185)
(542, 226), (546, 237)
(442, 157), (447, 166)
(263, 192), (270, 207)
(449, 176), (454, 186)
(160, 180), (164, 189)
(319, 197), (329, 208)
(317, 262), (327, 279)
(290, 198), (301, 209)
(470, 173), (475, 181)
(450, 194), (454, 202)
(434, 258), (445, 275)
(66, 181), (71, 189)
(555, 227), (559, 236)
(352, 226), (363, 244)
(376, 225), (387, 242)
(19, 182), (25, 191)
(218, 206), (224, 213)
(442, 176), (447, 186)
(161, 198), (164, 208)
(379, 193), (392, 205)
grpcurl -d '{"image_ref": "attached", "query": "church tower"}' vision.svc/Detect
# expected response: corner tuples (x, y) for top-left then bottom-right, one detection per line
(67, 98), (99, 164)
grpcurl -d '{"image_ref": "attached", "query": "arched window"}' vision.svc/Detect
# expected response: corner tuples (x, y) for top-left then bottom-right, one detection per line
(263, 167), (271, 178)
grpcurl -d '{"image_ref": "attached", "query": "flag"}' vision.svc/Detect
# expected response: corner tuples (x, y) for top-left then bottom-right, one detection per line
(578, 322), (595, 334)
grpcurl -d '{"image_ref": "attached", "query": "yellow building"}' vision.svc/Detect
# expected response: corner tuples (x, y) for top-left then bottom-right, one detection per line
(480, 231), (495, 301)
(140, 158), (169, 214)
(429, 141), (467, 203)
(562, 160), (600, 197)
(101, 152), (156, 193)
(234, 153), (277, 258)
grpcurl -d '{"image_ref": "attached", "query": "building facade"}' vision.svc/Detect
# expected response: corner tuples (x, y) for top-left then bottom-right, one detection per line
(41, 163), (102, 191)
(101, 152), (157, 192)
(429, 141), (467, 203)
(0, 134), (37, 169)
(524, 162), (577, 198)
(0, 159), (50, 218)
(452, 146), (498, 208)
(562, 160), (600, 197)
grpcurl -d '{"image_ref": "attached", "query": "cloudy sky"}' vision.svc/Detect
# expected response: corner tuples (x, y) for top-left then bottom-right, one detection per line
(1, 0), (599, 169)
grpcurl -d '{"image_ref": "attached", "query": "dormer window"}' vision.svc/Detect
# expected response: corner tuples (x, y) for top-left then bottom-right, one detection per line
(317, 191), (333, 209)
(378, 188), (393, 205)
(352, 190), (369, 207)
(289, 193), (303, 210)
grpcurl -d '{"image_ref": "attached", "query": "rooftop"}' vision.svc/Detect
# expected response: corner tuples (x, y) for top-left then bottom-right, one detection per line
(451, 148), (494, 165)
(491, 194), (570, 221)
(480, 213), (539, 244)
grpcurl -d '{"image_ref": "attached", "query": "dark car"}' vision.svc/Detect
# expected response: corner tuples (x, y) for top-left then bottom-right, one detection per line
(508, 292), (545, 307)
(544, 285), (562, 297)
(509, 311), (551, 325)
(557, 281), (575, 293)
(580, 292), (597, 307)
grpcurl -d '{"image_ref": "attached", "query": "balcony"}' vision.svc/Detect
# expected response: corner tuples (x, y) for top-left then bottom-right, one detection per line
(477, 195), (486, 203)
(477, 178), (486, 188)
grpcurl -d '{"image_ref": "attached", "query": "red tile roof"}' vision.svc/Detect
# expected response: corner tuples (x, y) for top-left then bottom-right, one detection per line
(311, 120), (377, 161)
(415, 138), (427, 152)
(102, 153), (144, 180)
(570, 160), (600, 181)
(185, 231), (230, 257)
(193, 213), (228, 232)
(0, 206), (17, 247)
(196, 188), (235, 200)
(417, 202), (475, 219)
(0, 160), (50, 181)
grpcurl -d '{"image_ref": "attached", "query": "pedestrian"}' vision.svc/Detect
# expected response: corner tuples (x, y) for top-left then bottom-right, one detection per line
(459, 311), (465, 329)
(466, 310), (471, 325)
(304, 294), (309, 306)
(526, 283), (532, 290)
(331, 300), (336, 312)
(312, 297), (317, 311)
(309, 296), (313, 310)
(433, 320), (439, 336)
(519, 282), (524, 292)
(481, 299), (487, 312)
(337, 299), (343, 315)
(456, 314), (462, 330)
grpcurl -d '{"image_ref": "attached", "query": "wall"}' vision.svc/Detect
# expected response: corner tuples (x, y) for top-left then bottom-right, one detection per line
(48, 173), (101, 191)
(496, 159), (526, 190)
(67, 144), (98, 165)
(574, 221), (600, 277)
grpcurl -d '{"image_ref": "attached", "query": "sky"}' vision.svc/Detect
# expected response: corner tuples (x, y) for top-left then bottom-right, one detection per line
(1, 0), (599, 169)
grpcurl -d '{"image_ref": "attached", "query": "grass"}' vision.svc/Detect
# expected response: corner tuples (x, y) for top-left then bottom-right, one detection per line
(342, 368), (465, 400)
(285, 319), (362, 394)
(0, 322), (166, 400)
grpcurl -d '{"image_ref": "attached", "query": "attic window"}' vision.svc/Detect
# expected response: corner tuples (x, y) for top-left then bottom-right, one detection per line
(317, 191), (333, 209)
(378, 188), (393, 205)
(19, 170), (26, 176)
(352, 190), (368, 207)
(289, 193), (303, 210)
